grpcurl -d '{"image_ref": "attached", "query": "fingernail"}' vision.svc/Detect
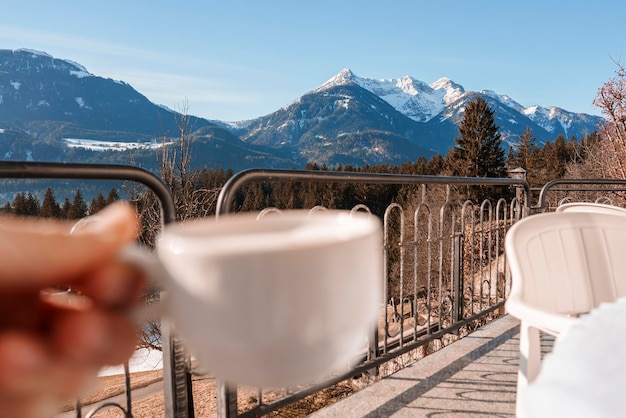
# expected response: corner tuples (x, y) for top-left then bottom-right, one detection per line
(70, 203), (136, 243)
(40, 289), (93, 311)
(70, 216), (104, 235)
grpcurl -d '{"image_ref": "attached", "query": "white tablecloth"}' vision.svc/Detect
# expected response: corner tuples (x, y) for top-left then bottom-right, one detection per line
(521, 297), (626, 418)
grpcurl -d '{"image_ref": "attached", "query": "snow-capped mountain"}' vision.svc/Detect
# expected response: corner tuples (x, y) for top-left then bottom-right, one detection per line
(0, 48), (215, 138)
(522, 105), (601, 140)
(317, 69), (465, 123)
(240, 82), (441, 166)
(313, 69), (601, 143)
(0, 50), (603, 169)
(236, 69), (602, 166)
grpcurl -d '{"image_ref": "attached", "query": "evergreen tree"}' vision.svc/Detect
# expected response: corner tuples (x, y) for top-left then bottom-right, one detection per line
(399, 156), (428, 175)
(445, 97), (506, 202)
(25, 193), (40, 216)
(60, 197), (71, 219)
(508, 128), (538, 168)
(538, 136), (570, 182)
(11, 193), (28, 216)
(106, 188), (120, 204)
(1, 202), (12, 215)
(40, 187), (61, 218)
(90, 192), (108, 215)
(425, 154), (445, 175)
(447, 96), (506, 179)
(507, 127), (540, 186)
(553, 135), (572, 164)
(67, 190), (88, 220)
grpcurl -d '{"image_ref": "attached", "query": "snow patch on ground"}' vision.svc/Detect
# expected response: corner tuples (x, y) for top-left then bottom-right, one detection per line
(99, 348), (163, 377)
(63, 138), (173, 151)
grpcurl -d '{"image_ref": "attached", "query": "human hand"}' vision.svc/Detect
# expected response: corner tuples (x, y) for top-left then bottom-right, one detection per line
(0, 202), (146, 418)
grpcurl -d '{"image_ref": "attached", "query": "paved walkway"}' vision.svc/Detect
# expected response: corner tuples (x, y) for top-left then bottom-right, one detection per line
(312, 316), (553, 418)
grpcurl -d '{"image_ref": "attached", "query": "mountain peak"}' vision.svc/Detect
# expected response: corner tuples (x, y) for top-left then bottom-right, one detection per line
(394, 75), (430, 96)
(316, 72), (464, 123)
(337, 68), (355, 79)
(430, 77), (463, 93)
(316, 68), (357, 91)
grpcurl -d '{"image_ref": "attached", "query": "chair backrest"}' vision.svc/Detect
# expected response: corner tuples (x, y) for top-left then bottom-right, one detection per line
(555, 202), (626, 216)
(506, 212), (626, 316)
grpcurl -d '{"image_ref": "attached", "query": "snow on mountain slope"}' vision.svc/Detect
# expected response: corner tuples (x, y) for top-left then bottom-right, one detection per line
(522, 105), (589, 138)
(481, 90), (526, 113)
(316, 68), (601, 141)
(318, 69), (466, 123)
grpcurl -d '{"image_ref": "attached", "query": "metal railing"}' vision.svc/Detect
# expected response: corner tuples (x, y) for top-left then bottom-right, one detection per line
(533, 178), (626, 212)
(212, 168), (530, 417)
(10, 163), (626, 418)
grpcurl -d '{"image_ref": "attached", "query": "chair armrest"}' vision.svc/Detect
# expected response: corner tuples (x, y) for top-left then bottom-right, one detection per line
(505, 297), (579, 336)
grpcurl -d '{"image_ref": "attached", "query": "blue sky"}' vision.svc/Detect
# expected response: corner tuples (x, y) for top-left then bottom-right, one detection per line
(0, 0), (623, 121)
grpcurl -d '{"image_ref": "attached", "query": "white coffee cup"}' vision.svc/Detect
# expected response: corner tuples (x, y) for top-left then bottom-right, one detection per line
(123, 209), (382, 386)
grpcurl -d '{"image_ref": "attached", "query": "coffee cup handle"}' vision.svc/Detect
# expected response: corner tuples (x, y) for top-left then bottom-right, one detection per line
(119, 244), (170, 323)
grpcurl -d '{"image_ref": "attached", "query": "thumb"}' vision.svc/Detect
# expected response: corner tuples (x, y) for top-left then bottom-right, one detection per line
(0, 202), (140, 288)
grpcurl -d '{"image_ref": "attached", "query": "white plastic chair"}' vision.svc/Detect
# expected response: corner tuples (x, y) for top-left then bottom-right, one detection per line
(505, 212), (626, 416)
(555, 201), (626, 215)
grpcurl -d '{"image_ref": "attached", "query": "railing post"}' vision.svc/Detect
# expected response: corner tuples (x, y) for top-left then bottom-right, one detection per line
(217, 380), (238, 417)
(124, 363), (132, 414)
(162, 320), (194, 418)
(367, 326), (380, 377)
(453, 233), (464, 323)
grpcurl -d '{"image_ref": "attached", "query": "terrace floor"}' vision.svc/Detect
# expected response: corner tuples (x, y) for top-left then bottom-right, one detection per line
(311, 315), (553, 418)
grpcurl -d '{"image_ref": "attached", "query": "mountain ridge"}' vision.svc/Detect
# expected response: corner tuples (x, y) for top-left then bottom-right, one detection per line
(0, 49), (603, 170)
(312, 68), (599, 140)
